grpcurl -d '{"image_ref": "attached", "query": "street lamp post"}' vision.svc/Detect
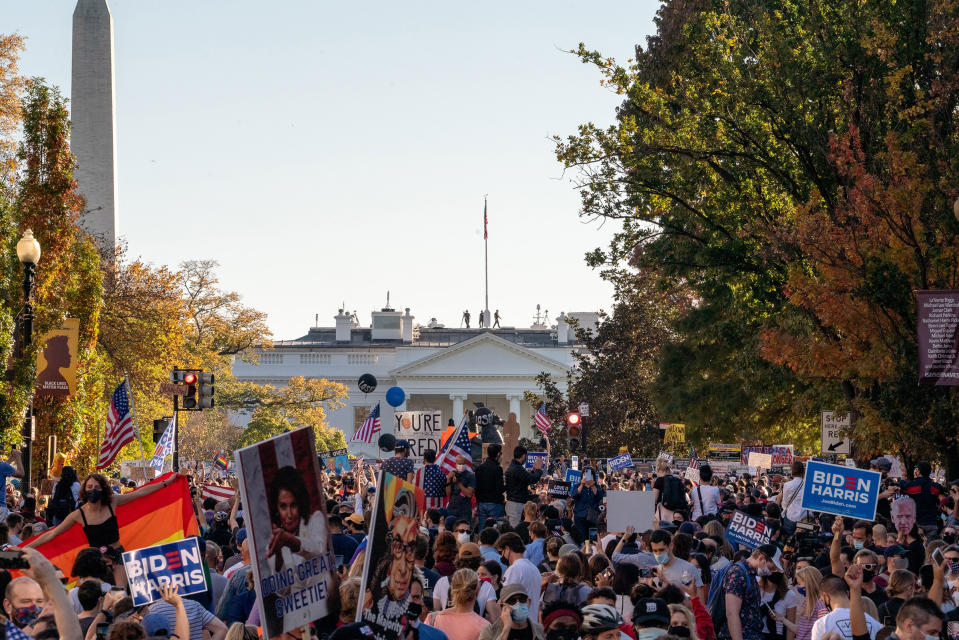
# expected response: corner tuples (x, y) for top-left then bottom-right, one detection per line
(16, 229), (41, 496)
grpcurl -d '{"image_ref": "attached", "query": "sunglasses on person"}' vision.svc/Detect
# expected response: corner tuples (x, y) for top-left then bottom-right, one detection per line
(455, 527), (470, 534)
(504, 595), (529, 605)
(858, 563), (876, 570)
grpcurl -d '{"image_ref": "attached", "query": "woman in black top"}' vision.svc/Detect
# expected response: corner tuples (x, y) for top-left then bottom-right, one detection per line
(27, 472), (178, 550)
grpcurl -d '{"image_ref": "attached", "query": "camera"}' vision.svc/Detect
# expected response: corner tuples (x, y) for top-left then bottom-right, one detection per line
(0, 550), (29, 570)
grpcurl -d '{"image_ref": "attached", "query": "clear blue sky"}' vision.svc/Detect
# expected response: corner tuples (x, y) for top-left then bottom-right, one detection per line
(7, 1), (658, 339)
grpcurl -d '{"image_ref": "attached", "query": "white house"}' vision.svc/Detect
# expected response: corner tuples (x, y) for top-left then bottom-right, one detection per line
(231, 305), (598, 457)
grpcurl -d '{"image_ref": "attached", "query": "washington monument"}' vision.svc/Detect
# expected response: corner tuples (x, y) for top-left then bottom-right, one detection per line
(71, 0), (118, 251)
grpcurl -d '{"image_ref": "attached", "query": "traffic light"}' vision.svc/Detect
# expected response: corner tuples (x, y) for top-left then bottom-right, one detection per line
(566, 412), (582, 450)
(153, 418), (169, 443)
(197, 372), (215, 409)
(182, 370), (198, 409)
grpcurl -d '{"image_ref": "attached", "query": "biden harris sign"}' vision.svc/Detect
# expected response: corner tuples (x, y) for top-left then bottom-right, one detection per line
(800, 460), (882, 521)
(123, 538), (208, 606)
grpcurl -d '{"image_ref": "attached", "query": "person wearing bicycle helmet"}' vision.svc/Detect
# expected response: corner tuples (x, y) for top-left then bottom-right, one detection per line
(580, 603), (625, 640)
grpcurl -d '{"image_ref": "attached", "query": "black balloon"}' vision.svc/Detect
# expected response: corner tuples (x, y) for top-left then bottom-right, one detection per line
(378, 433), (396, 452)
(358, 373), (377, 394)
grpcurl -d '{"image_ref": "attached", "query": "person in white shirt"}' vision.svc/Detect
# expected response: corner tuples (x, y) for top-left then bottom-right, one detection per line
(777, 461), (809, 537)
(496, 532), (543, 615)
(690, 465), (722, 520)
(810, 574), (881, 640)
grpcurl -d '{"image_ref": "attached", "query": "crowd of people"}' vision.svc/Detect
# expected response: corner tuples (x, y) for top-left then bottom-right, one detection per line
(0, 439), (956, 640)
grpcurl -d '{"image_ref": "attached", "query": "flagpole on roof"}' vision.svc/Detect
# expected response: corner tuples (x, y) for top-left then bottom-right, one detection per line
(483, 195), (489, 324)
(125, 373), (146, 461)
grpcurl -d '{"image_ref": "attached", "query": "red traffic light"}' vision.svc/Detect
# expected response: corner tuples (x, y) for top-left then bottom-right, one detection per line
(183, 372), (198, 385)
(566, 412), (581, 426)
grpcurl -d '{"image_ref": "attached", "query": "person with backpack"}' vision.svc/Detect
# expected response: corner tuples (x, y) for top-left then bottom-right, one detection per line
(654, 459), (688, 522)
(571, 467), (606, 539)
(691, 465), (722, 521)
(711, 544), (783, 640)
(47, 465), (79, 526)
(541, 552), (592, 609)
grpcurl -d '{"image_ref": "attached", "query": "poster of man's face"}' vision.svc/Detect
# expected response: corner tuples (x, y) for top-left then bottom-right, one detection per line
(891, 495), (917, 534)
(357, 472), (425, 640)
(235, 427), (334, 640)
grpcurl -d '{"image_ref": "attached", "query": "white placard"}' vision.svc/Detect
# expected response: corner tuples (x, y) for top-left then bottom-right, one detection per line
(394, 410), (444, 463)
(684, 467), (701, 484)
(747, 452), (773, 470)
(821, 411), (852, 455)
(606, 490), (657, 533)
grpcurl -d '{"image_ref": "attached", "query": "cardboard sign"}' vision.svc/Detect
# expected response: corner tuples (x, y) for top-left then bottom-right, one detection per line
(393, 410), (444, 462)
(123, 538), (207, 606)
(547, 480), (571, 498)
(235, 427), (335, 637)
(725, 510), (772, 549)
(663, 423), (686, 444)
(608, 453), (634, 471)
(657, 452), (674, 465)
(606, 490), (657, 533)
(800, 460), (882, 521)
(320, 448), (350, 474)
(684, 467), (701, 484)
(571, 455), (579, 471)
(525, 452), (549, 470)
(747, 452), (773, 470)
(565, 469), (581, 490)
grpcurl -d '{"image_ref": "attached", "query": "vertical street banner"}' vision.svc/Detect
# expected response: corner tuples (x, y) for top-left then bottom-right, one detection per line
(393, 410), (443, 462)
(123, 538), (207, 606)
(357, 471), (426, 640)
(800, 460), (882, 521)
(36, 318), (79, 396)
(234, 427), (334, 638)
(917, 290), (959, 384)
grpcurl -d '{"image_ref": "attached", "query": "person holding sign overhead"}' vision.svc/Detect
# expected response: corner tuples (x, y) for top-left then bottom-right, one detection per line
(571, 467), (606, 539)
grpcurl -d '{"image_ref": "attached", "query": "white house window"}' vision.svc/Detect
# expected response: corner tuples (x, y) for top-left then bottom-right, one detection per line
(259, 353), (284, 365)
(300, 353), (331, 365)
(348, 354), (379, 365)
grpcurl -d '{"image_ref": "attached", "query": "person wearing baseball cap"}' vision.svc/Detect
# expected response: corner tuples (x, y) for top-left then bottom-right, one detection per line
(478, 583), (545, 640)
(632, 597), (670, 638)
(382, 439), (415, 483)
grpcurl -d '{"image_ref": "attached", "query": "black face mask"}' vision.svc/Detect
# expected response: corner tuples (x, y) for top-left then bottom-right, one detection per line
(862, 569), (875, 582)
(87, 489), (102, 503)
(500, 554), (510, 566)
(546, 628), (579, 640)
(406, 601), (422, 620)
(944, 533), (957, 545)
(670, 626), (692, 638)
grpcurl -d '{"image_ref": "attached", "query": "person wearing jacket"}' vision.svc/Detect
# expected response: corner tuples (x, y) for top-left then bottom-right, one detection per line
(505, 446), (543, 527)
(479, 583), (545, 640)
(475, 445), (507, 528)
(571, 468), (606, 539)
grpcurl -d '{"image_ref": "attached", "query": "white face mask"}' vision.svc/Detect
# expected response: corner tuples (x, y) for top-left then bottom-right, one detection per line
(456, 464), (464, 472)
(457, 532), (469, 544)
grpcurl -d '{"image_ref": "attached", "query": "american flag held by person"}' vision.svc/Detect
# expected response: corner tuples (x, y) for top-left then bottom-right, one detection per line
(437, 415), (472, 475)
(201, 483), (236, 502)
(350, 403), (381, 444)
(98, 380), (136, 469)
(689, 446), (699, 470)
(534, 403), (551, 434)
(150, 414), (176, 472)
(416, 462), (449, 510)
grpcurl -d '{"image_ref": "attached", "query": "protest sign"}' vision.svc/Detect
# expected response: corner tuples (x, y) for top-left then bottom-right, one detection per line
(656, 452), (674, 466)
(747, 452), (773, 470)
(547, 480), (571, 498)
(708, 443), (742, 461)
(663, 423), (686, 445)
(771, 445), (794, 466)
(565, 469), (581, 490)
(235, 427), (334, 638)
(917, 290), (959, 384)
(357, 471), (426, 640)
(606, 490), (657, 533)
(684, 467), (701, 484)
(725, 510), (772, 549)
(608, 452), (634, 471)
(320, 448), (350, 474)
(891, 496), (917, 534)
(393, 410), (443, 462)
(800, 460), (882, 521)
(571, 455), (579, 471)
(525, 452), (549, 470)
(123, 538), (207, 606)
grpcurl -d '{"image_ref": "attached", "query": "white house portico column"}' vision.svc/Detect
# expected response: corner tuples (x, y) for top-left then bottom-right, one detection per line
(506, 394), (523, 422)
(450, 393), (467, 422)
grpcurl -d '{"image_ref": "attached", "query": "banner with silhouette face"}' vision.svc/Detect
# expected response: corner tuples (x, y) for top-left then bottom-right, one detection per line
(36, 318), (79, 396)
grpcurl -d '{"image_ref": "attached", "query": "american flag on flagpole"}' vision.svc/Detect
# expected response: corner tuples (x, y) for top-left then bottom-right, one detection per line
(351, 403), (381, 444)
(436, 414), (472, 475)
(150, 414), (176, 472)
(98, 381), (136, 469)
(534, 404), (551, 434)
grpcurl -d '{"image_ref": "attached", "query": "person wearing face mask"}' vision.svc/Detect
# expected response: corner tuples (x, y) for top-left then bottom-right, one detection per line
(853, 549), (889, 608)
(810, 574), (881, 640)
(26, 472), (177, 551)
(876, 570), (917, 627)
(497, 533), (543, 616)
(446, 455), (476, 526)
(720, 544), (783, 640)
(851, 521), (875, 553)
(632, 597), (671, 640)
(479, 584), (545, 640)
(540, 601), (583, 640)
(887, 596), (944, 640)
(433, 543), (499, 619)
(772, 566), (827, 640)
(580, 602), (627, 640)
(668, 604), (702, 640)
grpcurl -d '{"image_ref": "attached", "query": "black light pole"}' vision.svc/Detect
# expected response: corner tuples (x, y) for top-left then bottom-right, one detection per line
(16, 229), (41, 496)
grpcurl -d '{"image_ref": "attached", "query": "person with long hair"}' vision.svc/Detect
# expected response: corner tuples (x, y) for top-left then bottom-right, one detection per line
(669, 603), (702, 640)
(433, 543), (499, 620)
(433, 531), (458, 578)
(265, 466), (328, 573)
(875, 569), (915, 627)
(774, 566), (826, 640)
(27, 473), (174, 551)
(427, 568), (491, 640)
(760, 572), (788, 640)
(47, 465), (80, 526)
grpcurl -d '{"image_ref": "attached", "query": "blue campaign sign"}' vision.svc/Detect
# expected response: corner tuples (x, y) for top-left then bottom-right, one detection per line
(725, 509), (772, 550)
(565, 469), (582, 490)
(123, 538), (208, 606)
(525, 452), (549, 470)
(800, 460), (882, 521)
(608, 453), (633, 471)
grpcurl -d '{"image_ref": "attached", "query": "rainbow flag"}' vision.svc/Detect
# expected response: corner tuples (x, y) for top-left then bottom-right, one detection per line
(22, 472), (199, 579)
(213, 452), (228, 470)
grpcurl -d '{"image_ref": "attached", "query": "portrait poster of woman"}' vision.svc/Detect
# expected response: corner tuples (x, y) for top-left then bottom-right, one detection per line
(235, 427), (335, 639)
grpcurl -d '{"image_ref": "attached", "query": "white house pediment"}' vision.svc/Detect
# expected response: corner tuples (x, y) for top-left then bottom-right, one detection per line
(389, 332), (571, 378)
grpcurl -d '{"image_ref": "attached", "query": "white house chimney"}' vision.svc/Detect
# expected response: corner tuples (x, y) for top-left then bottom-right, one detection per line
(402, 308), (414, 343)
(335, 309), (352, 342)
(556, 312), (569, 345)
